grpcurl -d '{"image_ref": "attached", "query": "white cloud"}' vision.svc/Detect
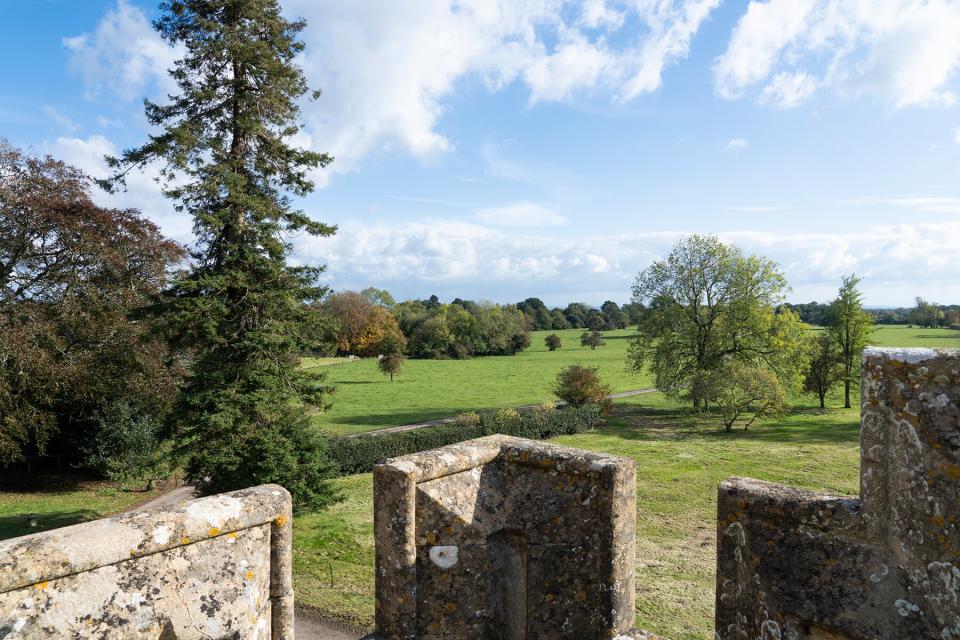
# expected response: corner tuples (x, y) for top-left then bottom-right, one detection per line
(475, 201), (567, 227)
(723, 137), (748, 152)
(715, 0), (960, 109)
(293, 218), (960, 306)
(63, 0), (182, 101)
(68, 0), (720, 184)
(42, 105), (80, 132)
(759, 71), (817, 108)
(49, 135), (190, 242)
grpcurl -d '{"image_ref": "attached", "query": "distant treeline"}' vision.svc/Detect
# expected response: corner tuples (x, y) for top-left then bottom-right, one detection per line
(318, 290), (643, 360)
(785, 298), (960, 328)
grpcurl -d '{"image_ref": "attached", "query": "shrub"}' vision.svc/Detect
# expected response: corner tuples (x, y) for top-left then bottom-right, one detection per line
(580, 330), (605, 350)
(328, 405), (602, 475)
(545, 334), (562, 351)
(703, 363), (787, 432)
(80, 401), (165, 490)
(554, 364), (611, 408)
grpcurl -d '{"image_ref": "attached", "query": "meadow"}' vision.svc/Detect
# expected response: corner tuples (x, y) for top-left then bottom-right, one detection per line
(309, 328), (651, 435)
(0, 324), (957, 637)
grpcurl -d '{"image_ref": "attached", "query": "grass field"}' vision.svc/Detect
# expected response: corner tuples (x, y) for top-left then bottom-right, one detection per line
(311, 328), (651, 435)
(291, 323), (960, 637)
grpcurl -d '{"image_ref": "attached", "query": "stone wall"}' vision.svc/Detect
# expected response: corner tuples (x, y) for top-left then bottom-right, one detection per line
(369, 434), (642, 640)
(0, 484), (293, 639)
(716, 347), (960, 640)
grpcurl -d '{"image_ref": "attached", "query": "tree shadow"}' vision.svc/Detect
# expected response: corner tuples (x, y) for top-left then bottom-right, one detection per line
(0, 509), (100, 541)
(600, 404), (861, 446)
(324, 408), (468, 429)
(0, 470), (97, 494)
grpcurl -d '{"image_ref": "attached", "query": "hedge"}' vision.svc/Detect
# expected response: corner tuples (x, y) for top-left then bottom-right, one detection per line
(328, 404), (603, 475)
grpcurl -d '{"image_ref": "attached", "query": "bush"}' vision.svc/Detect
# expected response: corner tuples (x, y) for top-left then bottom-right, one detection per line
(580, 330), (605, 350)
(80, 401), (165, 490)
(378, 352), (405, 381)
(328, 405), (602, 475)
(554, 364), (611, 408)
(545, 334), (561, 351)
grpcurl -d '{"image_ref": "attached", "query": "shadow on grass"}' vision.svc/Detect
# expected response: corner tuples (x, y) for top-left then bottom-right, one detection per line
(321, 408), (468, 429)
(600, 404), (860, 446)
(0, 509), (99, 541)
(0, 471), (96, 494)
(916, 334), (960, 340)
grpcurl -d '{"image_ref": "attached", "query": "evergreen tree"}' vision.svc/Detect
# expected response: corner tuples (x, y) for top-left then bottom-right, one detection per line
(105, 0), (338, 511)
(825, 275), (873, 409)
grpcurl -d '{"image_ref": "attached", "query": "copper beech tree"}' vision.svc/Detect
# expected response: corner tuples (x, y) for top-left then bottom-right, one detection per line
(0, 140), (184, 468)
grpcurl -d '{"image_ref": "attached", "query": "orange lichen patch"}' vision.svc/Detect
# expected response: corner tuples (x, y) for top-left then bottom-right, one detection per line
(35, 581), (49, 591)
(245, 570), (255, 581)
(180, 537), (190, 545)
(545, 593), (554, 602)
(130, 549), (138, 556)
(208, 527), (220, 537)
(942, 463), (960, 480)
(425, 532), (437, 545)
(274, 515), (287, 526)
(445, 602), (456, 611)
(932, 515), (946, 528)
(228, 532), (237, 539)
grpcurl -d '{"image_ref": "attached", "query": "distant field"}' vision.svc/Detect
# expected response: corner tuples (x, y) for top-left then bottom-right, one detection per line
(863, 324), (960, 347)
(310, 328), (651, 435)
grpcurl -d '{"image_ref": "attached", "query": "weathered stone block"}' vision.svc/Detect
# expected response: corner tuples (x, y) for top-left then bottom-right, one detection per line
(372, 434), (637, 640)
(0, 484), (293, 639)
(716, 347), (960, 640)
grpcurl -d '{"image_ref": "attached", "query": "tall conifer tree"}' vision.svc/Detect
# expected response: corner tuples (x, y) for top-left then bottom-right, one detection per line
(106, 0), (338, 511)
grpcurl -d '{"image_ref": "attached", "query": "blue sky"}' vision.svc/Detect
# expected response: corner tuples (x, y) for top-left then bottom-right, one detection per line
(4, 0), (960, 307)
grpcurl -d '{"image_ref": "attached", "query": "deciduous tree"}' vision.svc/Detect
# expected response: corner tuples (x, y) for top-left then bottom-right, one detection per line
(581, 330), (605, 350)
(803, 333), (843, 408)
(378, 352), (405, 382)
(824, 275), (872, 409)
(545, 333), (562, 351)
(627, 235), (805, 409)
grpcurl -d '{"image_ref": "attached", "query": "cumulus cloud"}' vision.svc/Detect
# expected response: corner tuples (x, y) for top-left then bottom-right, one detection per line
(67, 0), (720, 184)
(49, 135), (190, 242)
(63, 0), (182, 101)
(715, 0), (960, 109)
(294, 218), (960, 305)
(475, 201), (567, 227)
(723, 137), (748, 152)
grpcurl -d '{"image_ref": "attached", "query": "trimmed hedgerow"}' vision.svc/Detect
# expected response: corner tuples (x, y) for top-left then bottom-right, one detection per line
(328, 404), (602, 475)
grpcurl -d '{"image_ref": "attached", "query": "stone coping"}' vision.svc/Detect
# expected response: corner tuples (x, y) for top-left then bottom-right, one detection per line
(0, 483), (292, 594)
(377, 433), (632, 484)
(718, 477), (861, 533)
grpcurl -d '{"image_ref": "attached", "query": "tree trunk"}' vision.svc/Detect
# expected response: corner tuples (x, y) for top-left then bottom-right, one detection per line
(844, 379), (851, 408)
(819, 392), (825, 409)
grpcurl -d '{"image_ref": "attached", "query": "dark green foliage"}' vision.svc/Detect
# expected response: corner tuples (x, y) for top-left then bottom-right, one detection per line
(106, 0), (338, 510)
(803, 333), (844, 408)
(80, 401), (165, 490)
(581, 330), (605, 350)
(545, 333), (562, 350)
(398, 301), (531, 359)
(517, 297), (552, 330)
(549, 308), (571, 330)
(328, 405), (602, 475)
(563, 302), (590, 328)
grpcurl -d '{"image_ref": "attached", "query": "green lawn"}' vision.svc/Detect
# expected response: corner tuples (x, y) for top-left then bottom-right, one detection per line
(311, 328), (651, 435)
(0, 475), (168, 540)
(864, 324), (960, 347)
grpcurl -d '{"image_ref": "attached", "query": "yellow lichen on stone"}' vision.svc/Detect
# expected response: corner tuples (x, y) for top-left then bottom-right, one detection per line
(274, 515), (286, 526)
(208, 527), (220, 537)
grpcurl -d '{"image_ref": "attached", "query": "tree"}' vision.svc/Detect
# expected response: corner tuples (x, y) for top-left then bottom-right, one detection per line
(545, 333), (562, 351)
(554, 364), (611, 408)
(517, 297), (552, 330)
(600, 300), (628, 329)
(549, 308), (571, 330)
(378, 352), (405, 382)
(803, 333), (843, 408)
(323, 291), (405, 356)
(563, 302), (590, 328)
(104, 0), (337, 511)
(703, 363), (786, 432)
(361, 286), (395, 308)
(627, 235), (806, 409)
(824, 275), (873, 409)
(0, 140), (184, 469)
(581, 330), (605, 350)
(909, 297), (944, 328)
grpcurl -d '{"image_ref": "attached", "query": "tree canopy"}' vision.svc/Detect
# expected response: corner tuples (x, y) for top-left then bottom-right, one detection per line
(824, 274), (872, 409)
(626, 235), (806, 409)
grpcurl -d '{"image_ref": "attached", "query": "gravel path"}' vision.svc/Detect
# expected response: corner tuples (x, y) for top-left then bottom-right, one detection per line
(127, 485), (197, 512)
(295, 611), (367, 639)
(346, 387), (657, 438)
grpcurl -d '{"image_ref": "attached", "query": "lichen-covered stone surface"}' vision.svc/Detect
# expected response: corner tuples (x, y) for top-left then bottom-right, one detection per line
(716, 347), (960, 640)
(0, 484), (294, 639)
(372, 434), (637, 640)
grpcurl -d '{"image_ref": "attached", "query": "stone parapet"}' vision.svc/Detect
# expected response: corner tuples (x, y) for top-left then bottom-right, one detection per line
(0, 484), (293, 639)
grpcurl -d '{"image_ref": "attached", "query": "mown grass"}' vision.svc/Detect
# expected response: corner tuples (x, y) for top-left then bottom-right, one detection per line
(311, 328), (651, 435)
(0, 474), (169, 540)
